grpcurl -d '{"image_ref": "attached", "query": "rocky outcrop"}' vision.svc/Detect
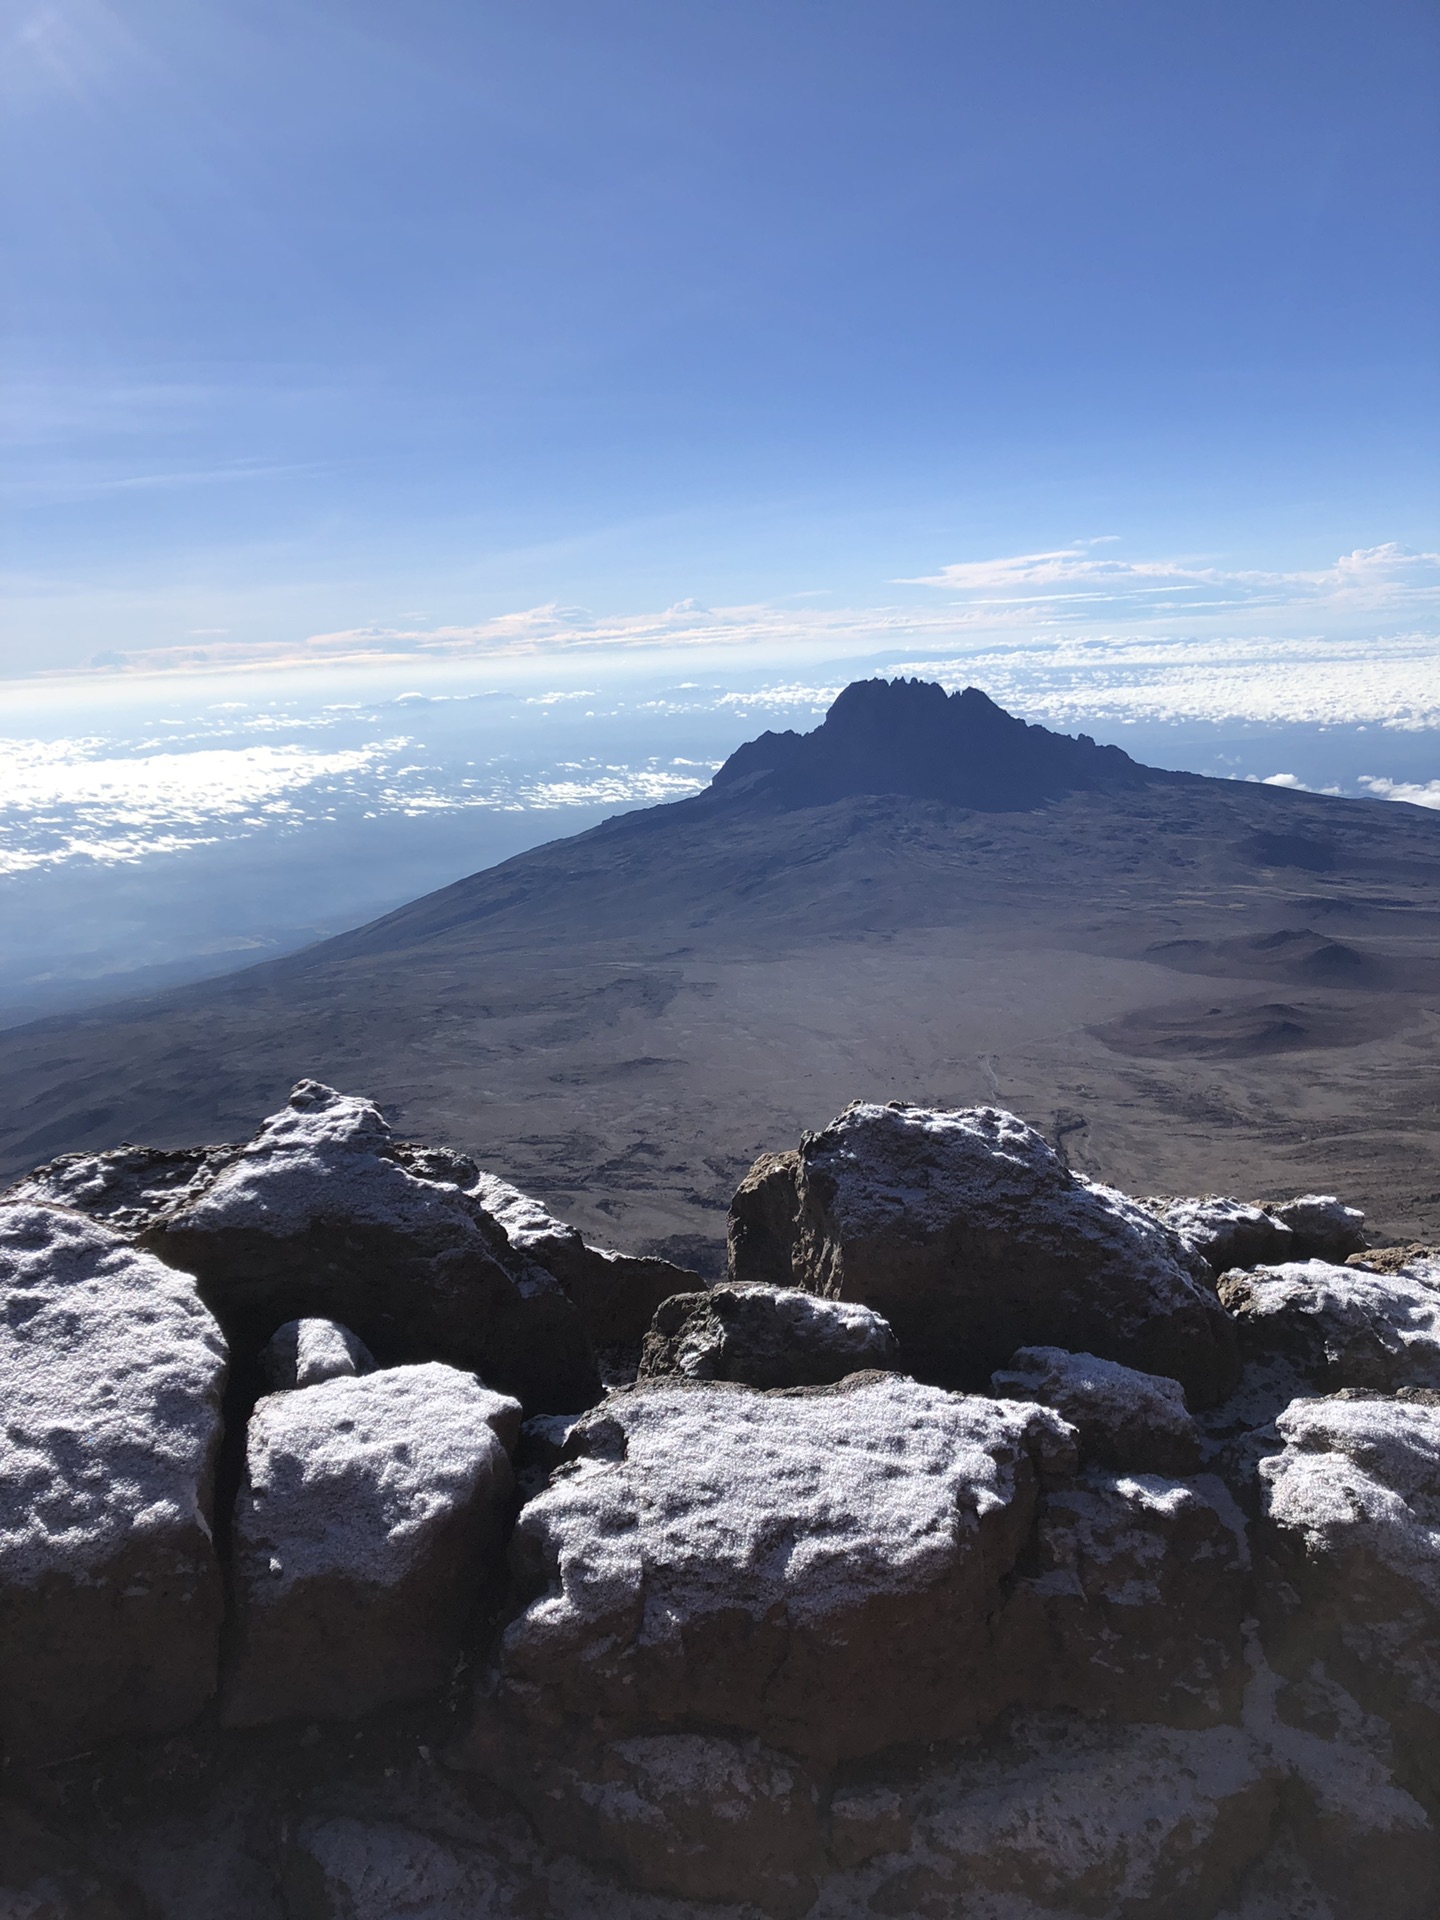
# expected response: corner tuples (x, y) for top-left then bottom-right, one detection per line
(991, 1345), (1203, 1473)
(638, 1282), (899, 1388)
(1011, 1468), (1251, 1726)
(1219, 1260), (1440, 1393)
(0, 1203), (227, 1763)
(735, 1102), (1238, 1406)
(1257, 1393), (1440, 1804)
(460, 1374), (1076, 1771)
(222, 1363), (519, 1727)
(141, 1081), (599, 1413)
(1149, 1195), (1296, 1275)
(1, 1085), (1433, 1919)
(469, 1169), (699, 1349)
(726, 1149), (802, 1288)
(258, 1316), (375, 1391)
(1269, 1194), (1367, 1262)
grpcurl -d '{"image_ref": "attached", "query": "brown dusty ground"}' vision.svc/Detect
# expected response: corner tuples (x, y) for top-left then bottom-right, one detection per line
(3, 773), (1438, 1266)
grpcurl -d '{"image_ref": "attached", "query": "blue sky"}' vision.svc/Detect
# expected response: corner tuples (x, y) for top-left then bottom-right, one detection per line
(4, 0), (1438, 684)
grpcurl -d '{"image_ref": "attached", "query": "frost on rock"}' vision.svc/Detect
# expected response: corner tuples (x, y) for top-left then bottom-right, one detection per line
(1258, 1394), (1440, 1802)
(260, 1316), (376, 1391)
(1148, 1196), (1295, 1275)
(142, 1081), (599, 1413)
(782, 1102), (1238, 1407)
(296, 1816), (533, 1920)
(1219, 1260), (1440, 1394)
(1268, 1196), (1367, 1264)
(484, 1727), (826, 1918)
(223, 1362), (519, 1726)
(811, 1715), (1278, 1920)
(0, 1202), (227, 1761)
(638, 1282), (900, 1390)
(991, 1345), (1202, 1474)
(462, 1373), (1076, 1768)
(1, 1142), (241, 1238)
(470, 1168), (699, 1349)
(1008, 1468), (1252, 1727)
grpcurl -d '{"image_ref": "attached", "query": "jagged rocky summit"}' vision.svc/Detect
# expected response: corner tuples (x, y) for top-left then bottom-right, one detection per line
(2, 1085), (1439, 1919)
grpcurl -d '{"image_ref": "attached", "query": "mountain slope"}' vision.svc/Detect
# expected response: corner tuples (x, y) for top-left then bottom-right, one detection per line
(3, 681), (1439, 1262)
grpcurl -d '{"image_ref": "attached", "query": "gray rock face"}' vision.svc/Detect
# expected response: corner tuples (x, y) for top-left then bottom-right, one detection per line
(726, 1150), (802, 1289)
(1269, 1194), (1367, 1262)
(638, 1282), (899, 1389)
(222, 1363), (519, 1727)
(141, 1081), (599, 1413)
(469, 1170), (699, 1349)
(991, 1344), (1203, 1474)
(1149, 1195), (1295, 1274)
(0, 1203), (227, 1762)
(833, 1715), (1278, 1920)
(1219, 1260), (1440, 1393)
(740, 1102), (1238, 1407)
(3, 1142), (240, 1238)
(490, 1729), (825, 1918)
(460, 1373), (1076, 1771)
(1010, 1468), (1252, 1727)
(1257, 1393), (1440, 1803)
(258, 1317), (376, 1392)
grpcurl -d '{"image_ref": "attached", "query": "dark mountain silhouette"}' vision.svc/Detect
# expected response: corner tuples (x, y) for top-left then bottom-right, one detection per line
(711, 680), (1155, 810)
(3, 680), (1439, 1260)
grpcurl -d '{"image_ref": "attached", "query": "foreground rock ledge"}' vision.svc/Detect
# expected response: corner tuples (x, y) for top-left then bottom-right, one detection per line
(0, 1203), (226, 1763)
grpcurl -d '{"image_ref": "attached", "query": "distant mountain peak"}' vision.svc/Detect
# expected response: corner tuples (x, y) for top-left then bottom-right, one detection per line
(710, 678), (1150, 811)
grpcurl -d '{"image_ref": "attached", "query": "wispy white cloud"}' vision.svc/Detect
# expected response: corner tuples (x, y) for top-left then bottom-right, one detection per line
(1358, 774), (1440, 811)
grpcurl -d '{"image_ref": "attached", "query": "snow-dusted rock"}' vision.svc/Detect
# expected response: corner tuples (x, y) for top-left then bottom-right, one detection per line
(727, 1149), (802, 1289)
(259, 1316), (375, 1392)
(991, 1345), (1203, 1474)
(142, 1082), (598, 1412)
(469, 1169), (698, 1349)
(2, 1142), (240, 1238)
(222, 1363), (519, 1726)
(1009, 1468), (1252, 1727)
(1268, 1195), (1367, 1263)
(817, 1715), (1277, 1920)
(760, 1102), (1238, 1407)
(1219, 1261), (1440, 1393)
(460, 1374), (1076, 1770)
(483, 1728), (825, 1918)
(1257, 1394), (1440, 1802)
(638, 1282), (900, 1389)
(291, 1816), (531, 1920)
(1149, 1196), (1295, 1274)
(0, 1203), (227, 1762)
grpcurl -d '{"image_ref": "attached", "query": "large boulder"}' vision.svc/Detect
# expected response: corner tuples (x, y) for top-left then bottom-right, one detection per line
(726, 1149), (802, 1288)
(737, 1103), (1238, 1407)
(1268, 1194), (1367, 1262)
(839, 1716), (1277, 1920)
(1257, 1393), (1440, 1801)
(1009, 1468), (1252, 1727)
(991, 1345), (1203, 1474)
(638, 1282), (900, 1388)
(1147, 1195), (1295, 1274)
(141, 1082), (599, 1413)
(222, 1363), (520, 1727)
(2, 1142), (240, 1237)
(459, 1374), (1075, 1773)
(469, 1170), (699, 1349)
(1219, 1261), (1440, 1394)
(0, 1204), (227, 1762)
(488, 1729), (826, 1918)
